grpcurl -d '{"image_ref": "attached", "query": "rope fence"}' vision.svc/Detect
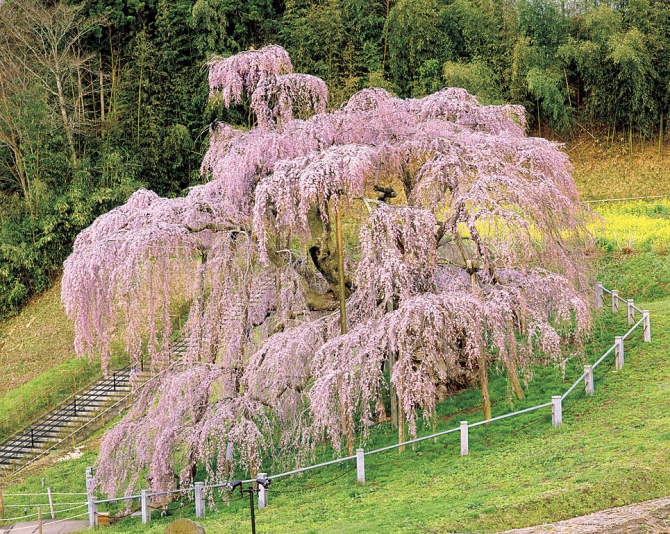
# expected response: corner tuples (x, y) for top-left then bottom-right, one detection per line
(85, 281), (651, 527)
(0, 487), (88, 525)
(4, 282), (651, 529)
(583, 194), (669, 203)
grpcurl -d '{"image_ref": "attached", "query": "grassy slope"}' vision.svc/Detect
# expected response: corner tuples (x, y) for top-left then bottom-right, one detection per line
(0, 280), (127, 440)
(570, 137), (670, 201)
(1, 298), (667, 533)
(0, 279), (75, 397)
(1, 136), (670, 531)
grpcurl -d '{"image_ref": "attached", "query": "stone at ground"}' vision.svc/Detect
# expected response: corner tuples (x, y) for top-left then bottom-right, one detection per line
(163, 518), (206, 534)
(499, 496), (670, 533)
(0, 519), (88, 534)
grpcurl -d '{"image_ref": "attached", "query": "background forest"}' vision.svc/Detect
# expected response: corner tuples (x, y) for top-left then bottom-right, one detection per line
(1, 0), (669, 317)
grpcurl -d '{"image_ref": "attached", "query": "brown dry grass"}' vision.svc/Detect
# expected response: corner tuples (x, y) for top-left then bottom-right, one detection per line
(0, 277), (75, 397)
(568, 136), (670, 201)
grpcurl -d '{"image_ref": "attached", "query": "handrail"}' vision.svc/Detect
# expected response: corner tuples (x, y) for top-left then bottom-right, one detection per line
(0, 364), (133, 455)
(9, 359), (182, 477)
(0, 361), (131, 443)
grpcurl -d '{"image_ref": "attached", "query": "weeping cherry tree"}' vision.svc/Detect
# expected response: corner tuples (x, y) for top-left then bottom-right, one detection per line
(61, 45), (593, 497)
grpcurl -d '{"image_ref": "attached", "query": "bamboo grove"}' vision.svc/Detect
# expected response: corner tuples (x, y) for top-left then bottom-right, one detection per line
(1, 0), (669, 315)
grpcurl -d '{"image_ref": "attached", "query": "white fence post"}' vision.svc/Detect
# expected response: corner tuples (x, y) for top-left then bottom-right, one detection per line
(356, 448), (365, 484)
(551, 396), (562, 427)
(87, 491), (97, 527)
(627, 299), (635, 326)
(615, 336), (624, 370)
(258, 473), (268, 509)
(643, 310), (651, 342)
(611, 290), (619, 314)
(584, 365), (594, 395)
(141, 490), (151, 523)
(460, 421), (469, 456)
(595, 282), (603, 309)
(86, 468), (97, 527)
(47, 487), (55, 519)
(195, 482), (205, 518)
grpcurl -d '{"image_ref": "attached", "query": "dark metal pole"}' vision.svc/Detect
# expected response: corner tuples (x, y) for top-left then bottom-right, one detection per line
(249, 488), (256, 534)
(113, 373), (116, 391)
(73, 398), (77, 417)
(31, 428), (34, 448)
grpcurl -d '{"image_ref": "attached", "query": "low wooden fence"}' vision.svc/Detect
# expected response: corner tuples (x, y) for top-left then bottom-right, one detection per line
(0, 489), (89, 527)
(61, 283), (658, 526)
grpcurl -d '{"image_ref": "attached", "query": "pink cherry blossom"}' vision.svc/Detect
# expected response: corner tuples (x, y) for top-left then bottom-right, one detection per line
(62, 46), (593, 496)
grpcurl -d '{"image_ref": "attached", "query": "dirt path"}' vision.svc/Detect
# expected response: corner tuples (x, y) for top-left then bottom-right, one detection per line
(0, 519), (88, 534)
(500, 496), (670, 533)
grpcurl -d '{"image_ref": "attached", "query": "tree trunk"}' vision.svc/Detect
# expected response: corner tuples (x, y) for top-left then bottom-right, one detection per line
(137, 64), (143, 144)
(479, 355), (492, 422)
(507, 328), (525, 400)
(382, 0), (391, 70)
(55, 75), (77, 168)
(99, 55), (105, 137)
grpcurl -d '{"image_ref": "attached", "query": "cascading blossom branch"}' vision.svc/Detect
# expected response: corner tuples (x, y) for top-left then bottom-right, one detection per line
(61, 45), (595, 498)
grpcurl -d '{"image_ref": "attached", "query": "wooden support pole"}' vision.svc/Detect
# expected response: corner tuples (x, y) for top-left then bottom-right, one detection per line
(615, 336), (624, 370)
(336, 204), (354, 457)
(595, 282), (603, 309)
(551, 396), (562, 427)
(141, 490), (150, 523)
(195, 482), (205, 518)
(584, 365), (594, 396)
(258, 473), (268, 509)
(225, 442), (233, 475)
(627, 299), (635, 326)
(47, 488), (55, 519)
(38, 506), (43, 534)
(387, 301), (398, 431)
(398, 389), (405, 454)
(335, 205), (347, 336)
(87, 491), (97, 528)
(356, 448), (365, 484)
(643, 311), (651, 342)
(0, 489), (5, 519)
(611, 290), (619, 314)
(460, 421), (469, 456)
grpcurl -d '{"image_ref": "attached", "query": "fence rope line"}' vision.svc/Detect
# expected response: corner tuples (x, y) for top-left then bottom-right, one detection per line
(583, 194), (669, 203)
(2, 491), (88, 497)
(87, 282), (648, 530)
(2, 502), (86, 507)
(0, 503), (88, 523)
(268, 467), (356, 494)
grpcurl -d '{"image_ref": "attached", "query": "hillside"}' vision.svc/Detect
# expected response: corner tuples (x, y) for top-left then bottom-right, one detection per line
(571, 138), (670, 201)
(0, 138), (669, 532)
(0, 296), (667, 533)
(0, 279), (74, 397)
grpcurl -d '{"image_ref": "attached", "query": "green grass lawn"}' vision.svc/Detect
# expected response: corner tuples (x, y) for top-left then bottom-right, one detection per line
(2, 190), (670, 532)
(1, 294), (667, 533)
